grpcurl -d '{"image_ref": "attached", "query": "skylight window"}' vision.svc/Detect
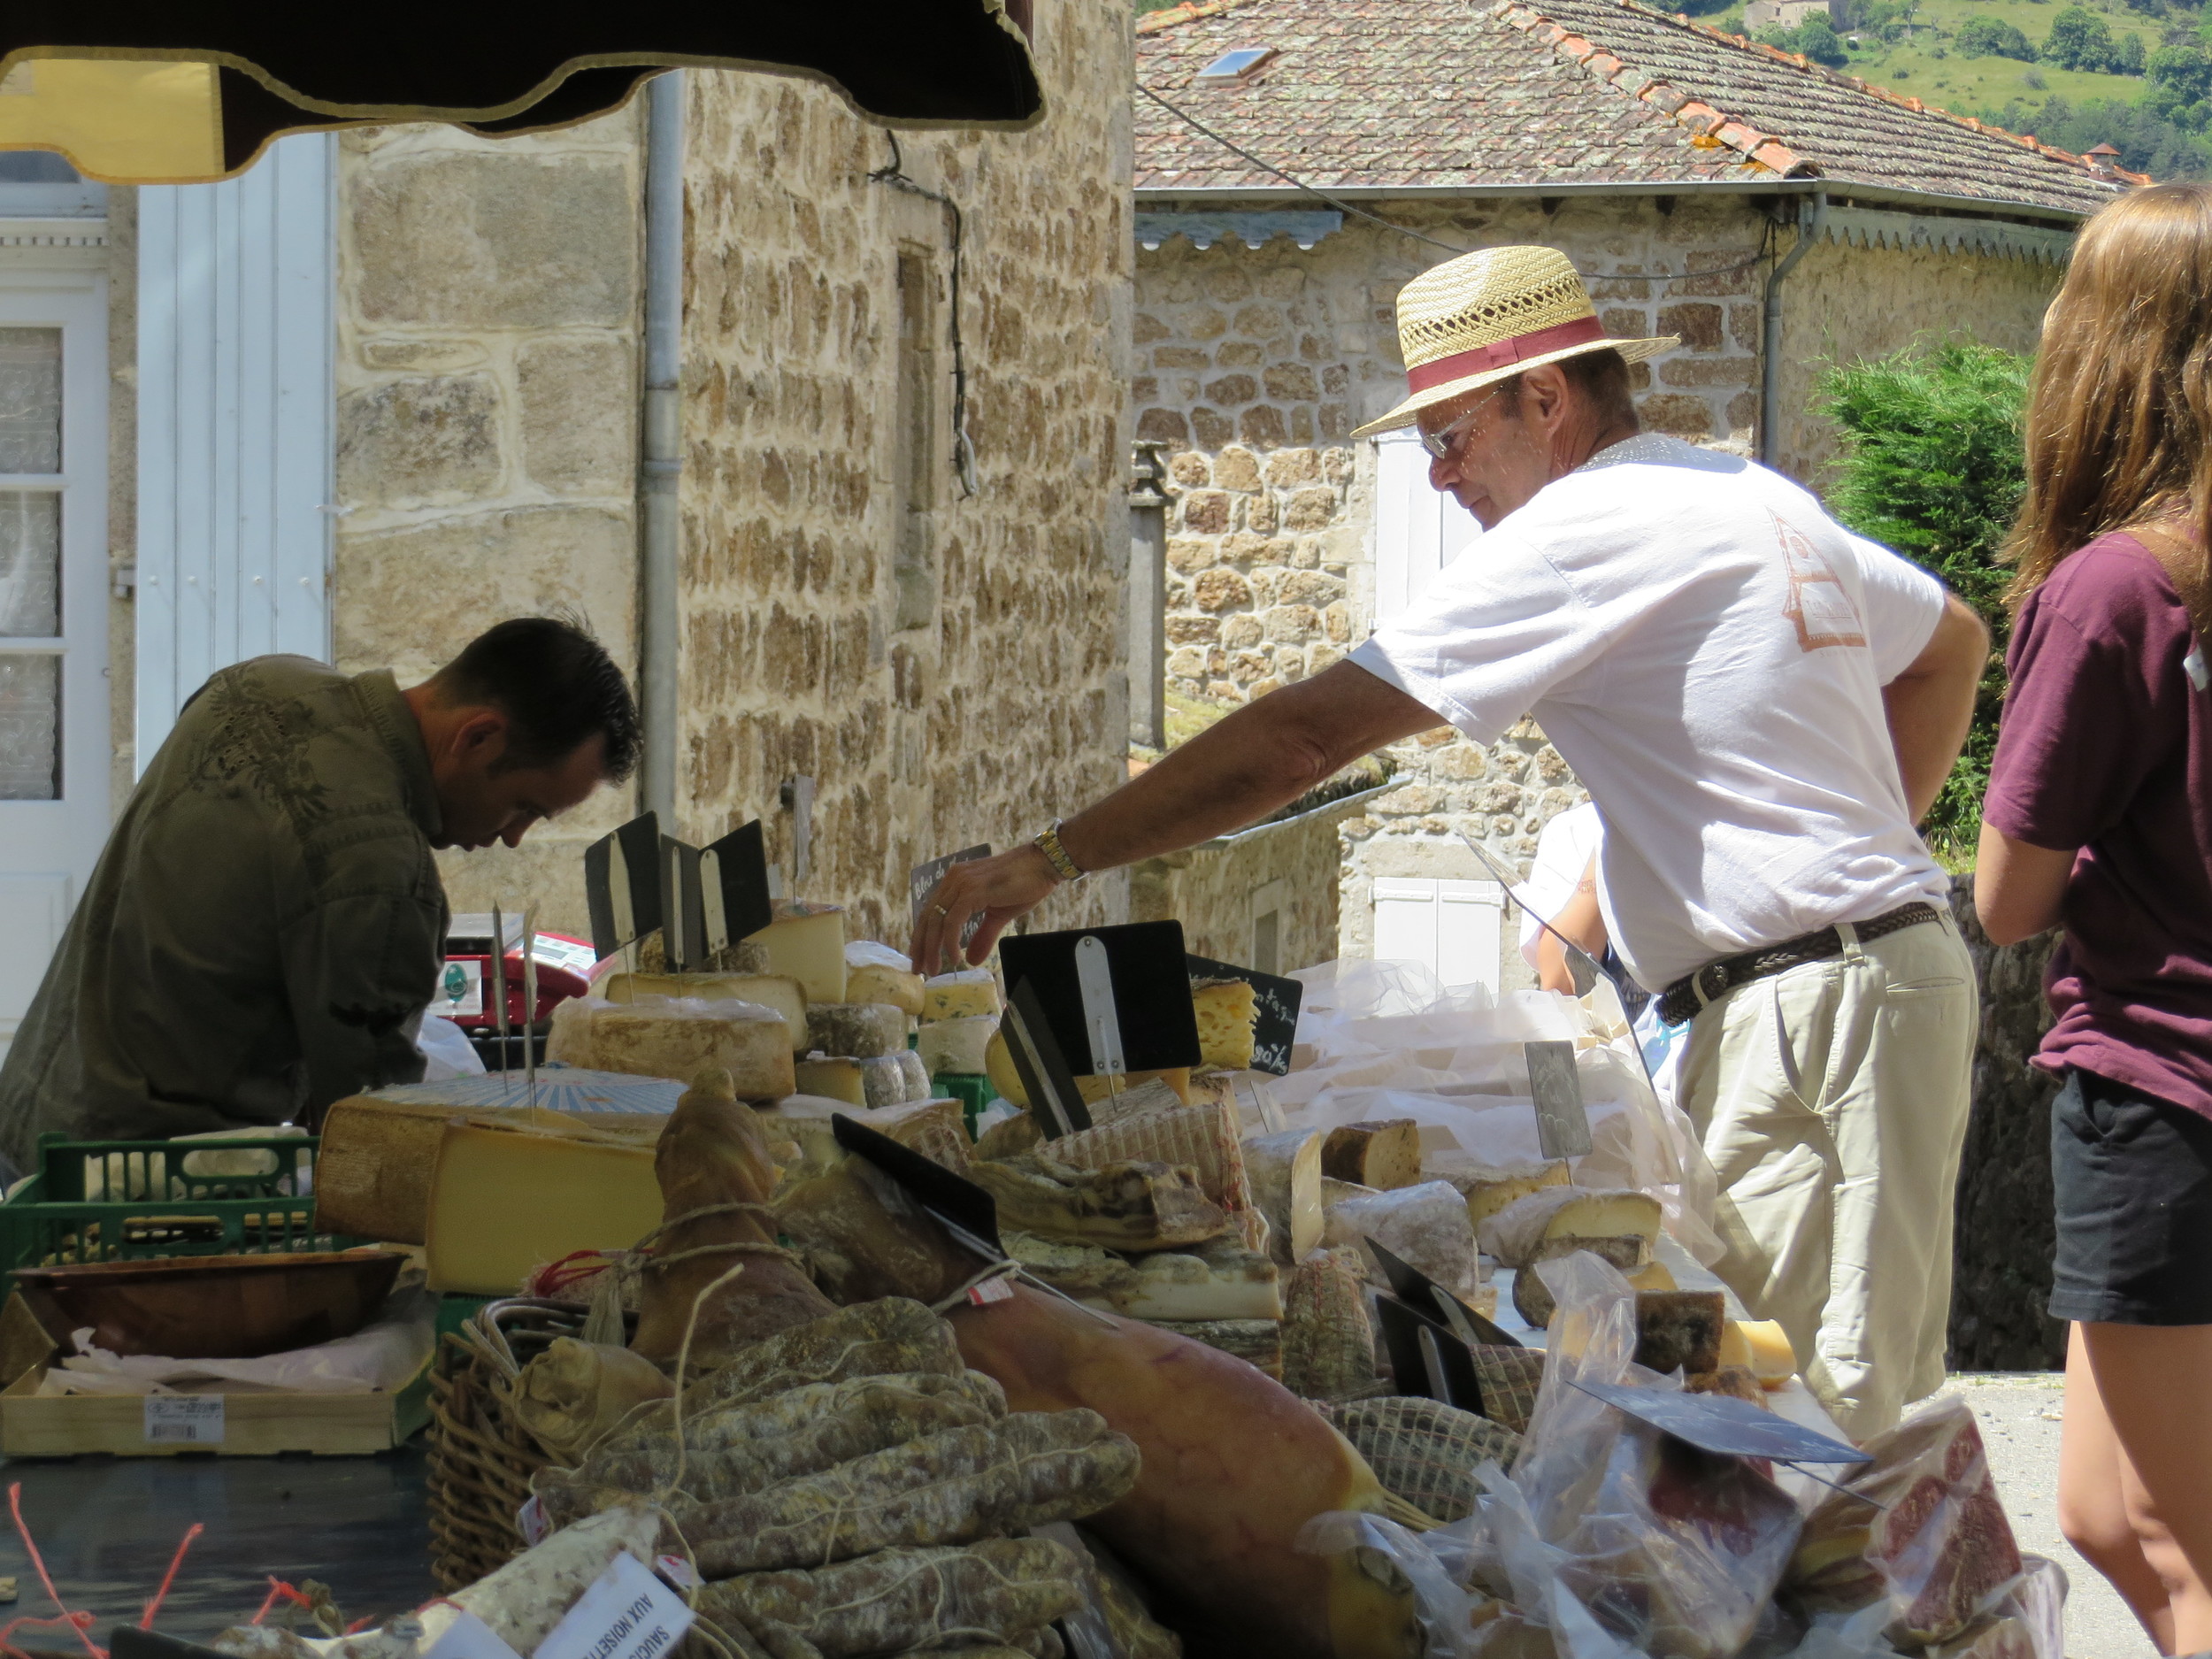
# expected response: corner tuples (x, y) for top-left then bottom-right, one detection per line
(1194, 48), (1278, 82)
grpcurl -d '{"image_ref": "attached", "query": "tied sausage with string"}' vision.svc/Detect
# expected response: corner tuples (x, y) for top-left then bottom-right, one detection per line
(679, 1409), (1140, 1578)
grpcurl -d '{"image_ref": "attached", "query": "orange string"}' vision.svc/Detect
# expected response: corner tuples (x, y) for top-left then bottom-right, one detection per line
(249, 1578), (315, 1627)
(137, 1523), (203, 1630)
(0, 1609), (101, 1659)
(5, 1485), (103, 1659)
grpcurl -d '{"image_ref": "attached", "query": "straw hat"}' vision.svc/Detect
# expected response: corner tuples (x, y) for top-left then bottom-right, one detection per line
(1352, 245), (1678, 439)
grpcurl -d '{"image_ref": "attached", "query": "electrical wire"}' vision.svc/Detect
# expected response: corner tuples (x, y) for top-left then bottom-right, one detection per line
(870, 134), (979, 497)
(1140, 82), (1785, 282)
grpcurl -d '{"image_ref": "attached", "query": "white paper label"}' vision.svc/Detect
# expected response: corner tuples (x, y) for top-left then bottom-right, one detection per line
(533, 1555), (694, 1659)
(967, 1275), (1015, 1307)
(423, 1609), (526, 1659)
(143, 1394), (225, 1444)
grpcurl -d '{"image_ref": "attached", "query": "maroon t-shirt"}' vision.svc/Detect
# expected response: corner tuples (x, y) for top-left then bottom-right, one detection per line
(1985, 533), (2212, 1118)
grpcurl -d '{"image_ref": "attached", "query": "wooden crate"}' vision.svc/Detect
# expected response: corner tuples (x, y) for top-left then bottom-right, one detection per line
(0, 1363), (430, 1455)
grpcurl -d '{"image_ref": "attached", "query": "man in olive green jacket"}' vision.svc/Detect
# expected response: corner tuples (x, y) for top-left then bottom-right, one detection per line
(0, 617), (637, 1176)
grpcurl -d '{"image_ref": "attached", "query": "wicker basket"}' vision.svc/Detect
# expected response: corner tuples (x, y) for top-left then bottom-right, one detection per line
(425, 1297), (587, 1592)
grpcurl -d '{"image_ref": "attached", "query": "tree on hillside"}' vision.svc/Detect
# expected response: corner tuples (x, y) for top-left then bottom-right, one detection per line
(1986, 90), (2212, 172)
(1958, 15), (2039, 58)
(2150, 42), (2212, 122)
(2120, 30), (2150, 70)
(2044, 5), (2124, 68)
(1759, 12), (1852, 61)
(1819, 343), (2031, 865)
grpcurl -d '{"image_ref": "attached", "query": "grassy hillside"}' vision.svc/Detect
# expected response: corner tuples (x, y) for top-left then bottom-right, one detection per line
(1787, 0), (2156, 115)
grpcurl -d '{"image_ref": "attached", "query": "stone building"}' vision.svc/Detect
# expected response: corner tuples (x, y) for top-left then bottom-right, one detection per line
(1131, 0), (2118, 986)
(1742, 0), (1838, 34)
(0, 4), (1135, 1051)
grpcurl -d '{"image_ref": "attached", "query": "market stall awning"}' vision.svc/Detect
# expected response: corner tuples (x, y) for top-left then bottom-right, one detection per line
(0, 0), (1041, 183)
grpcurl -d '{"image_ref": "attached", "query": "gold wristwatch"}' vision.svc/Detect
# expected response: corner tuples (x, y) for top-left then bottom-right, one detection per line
(1033, 820), (1086, 883)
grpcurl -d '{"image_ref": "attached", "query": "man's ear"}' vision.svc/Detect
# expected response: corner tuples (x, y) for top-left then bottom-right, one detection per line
(1523, 363), (1572, 431)
(449, 709), (509, 765)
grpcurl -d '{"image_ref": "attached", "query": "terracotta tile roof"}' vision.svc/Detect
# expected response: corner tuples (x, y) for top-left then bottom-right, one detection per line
(1134, 0), (2125, 215)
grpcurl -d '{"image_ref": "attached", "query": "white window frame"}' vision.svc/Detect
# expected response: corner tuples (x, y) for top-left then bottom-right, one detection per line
(1372, 876), (1504, 993)
(1370, 430), (1481, 629)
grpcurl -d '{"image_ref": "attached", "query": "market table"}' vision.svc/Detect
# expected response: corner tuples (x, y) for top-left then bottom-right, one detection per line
(0, 1447), (437, 1649)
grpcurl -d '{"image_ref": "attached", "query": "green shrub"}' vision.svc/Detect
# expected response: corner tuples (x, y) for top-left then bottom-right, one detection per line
(1759, 12), (1853, 60)
(1958, 15), (2039, 57)
(2044, 4), (2125, 66)
(1818, 342), (2032, 867)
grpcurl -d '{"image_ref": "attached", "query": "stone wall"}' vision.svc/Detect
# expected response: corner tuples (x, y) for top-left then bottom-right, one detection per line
(1129, 793), (1378, 973)
(676, 4), (1136, 950)
(1947, 872), (2067, 1371)
(330, 113), (647, 935)
(1775, 235), (2062, 484)
(1133, 195), (1770, 955)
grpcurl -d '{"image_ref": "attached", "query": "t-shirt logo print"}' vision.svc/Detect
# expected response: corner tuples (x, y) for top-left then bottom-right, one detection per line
(1775, 511), (1868, 651)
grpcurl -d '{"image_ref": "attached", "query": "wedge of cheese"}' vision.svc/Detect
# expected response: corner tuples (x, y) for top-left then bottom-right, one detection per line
(1006, 1232), (1283, 1321)
(917, 1014), (997, 1079)
(762, 1095), (971, 1175)
(793, 1055), (919, 1109)
(1321, 1119), (1423, 1192)
(980, 1028), (1191, 1110)
(1048, 1102), (1263, 1252)
(1191, 979), (1259, 1071)
(804, 1002), (908, 1059)
(1245, 1128), (1324, 1265)
(602, 972), (808, 1046)
(423, 1123), (665, 1294)
(1719, 1318), (1798, 1386)
(1477, 1186), (1663, 1270)
(1445, 1160), (1572, 1232)
(922, 969), (1001, 1022)
(744, 903), (847, 1003)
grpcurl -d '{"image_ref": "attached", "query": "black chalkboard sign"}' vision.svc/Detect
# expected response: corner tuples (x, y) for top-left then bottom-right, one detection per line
(1184, 953), (1302, 1076)
(583, 812), (663, 959)
(701, 820), (774, 956)
(997, 921), (1202, 1076)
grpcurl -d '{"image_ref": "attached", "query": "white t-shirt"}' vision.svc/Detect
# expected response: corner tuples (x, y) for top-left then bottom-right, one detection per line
(1518, 801), (1602, 970)
(1349, 434), (1949, 989)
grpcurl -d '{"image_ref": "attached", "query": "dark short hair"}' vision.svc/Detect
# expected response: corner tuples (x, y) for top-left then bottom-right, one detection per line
(432, 617), (641, 782)
(1496, 348), (1640, 432)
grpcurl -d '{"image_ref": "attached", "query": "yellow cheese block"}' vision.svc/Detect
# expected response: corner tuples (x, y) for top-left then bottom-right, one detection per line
(846, 963), (925, 1018)
(1627, 1260), (1678, 1294)
(1191, 979), (1259, 1071)
(423, 1124), (665, 1294)
(745, 904), (847, 1003)
(979, 1029), (1189, 1109)
(1718, 1318), (1797, 1385)
(565, 1001), (796, 1096)
(1453, 1160), (1572, 1231)
(923, 970), (1001, 1022)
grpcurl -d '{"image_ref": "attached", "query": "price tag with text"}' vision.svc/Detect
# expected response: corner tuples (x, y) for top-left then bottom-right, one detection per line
(143, 1394), (224, 1445)
(532, 1553), (695, 1659)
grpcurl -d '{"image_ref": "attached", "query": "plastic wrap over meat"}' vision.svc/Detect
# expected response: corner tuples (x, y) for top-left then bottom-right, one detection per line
(1509, 1253), (1643, 1541)
(1786, 1394), (2024, 1648)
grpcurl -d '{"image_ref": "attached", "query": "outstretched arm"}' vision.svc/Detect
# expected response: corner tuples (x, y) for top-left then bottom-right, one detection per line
(911, 661), (1439, 971)
(1884, 592), (1989, 824)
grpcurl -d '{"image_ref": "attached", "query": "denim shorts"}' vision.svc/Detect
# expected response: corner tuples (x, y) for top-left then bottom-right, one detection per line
(2048, 1066), (2212, 1325)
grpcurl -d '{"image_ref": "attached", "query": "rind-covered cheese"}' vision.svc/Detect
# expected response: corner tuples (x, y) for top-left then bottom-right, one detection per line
(1048, 1103), (1263, 1252)
(971, 1156), (1229, 1251)
(1325, 1179), (1481, 1299)
(1245, 1128), (1324, 1266)
(745, 904), (848, 1003)
(1477, 1186), (1662, 1269)
(1191, 979), (1258, 1071)
(1443, 1160), (1572, 1232)
(1005, 1232), (1283, 1321)
(1634, 1289), (1725, 1376)
(845, 964), (925, 1018)
(1509, 1235), (1650, 1327)
(895, 1050), (931, 1103)
(549, 997), (796, 1097)
(804, 1002), (909, 1060)
(763, 1095), (971, 1174)
(1321, 1120), (1423, 1193)
(603, 973), (808, 1047)
(918, 1015), (997, 1079)
(922, 969), (1001, 1022)
(424, 1124), (665, 1294)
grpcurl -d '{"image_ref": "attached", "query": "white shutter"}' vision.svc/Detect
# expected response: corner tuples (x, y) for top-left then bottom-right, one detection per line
(1370, 432), (1482, 628)
(135, 134), (334, 769)
(1372, 877), (1503, 993)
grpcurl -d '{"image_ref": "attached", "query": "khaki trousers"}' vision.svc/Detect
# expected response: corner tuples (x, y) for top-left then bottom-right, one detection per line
(1676, 911), (1978, 1438)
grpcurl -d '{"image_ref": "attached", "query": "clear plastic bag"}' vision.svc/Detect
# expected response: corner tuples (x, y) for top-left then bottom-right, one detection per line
(1786, 1393), (2024, 1649)
(1298, 1510), (1480, 1659)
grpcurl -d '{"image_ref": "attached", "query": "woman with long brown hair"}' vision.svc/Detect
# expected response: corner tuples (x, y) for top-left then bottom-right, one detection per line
(1980, 180), (2212, 1653)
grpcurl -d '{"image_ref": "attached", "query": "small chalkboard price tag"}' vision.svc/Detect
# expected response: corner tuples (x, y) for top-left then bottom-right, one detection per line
(1185, 953), (1303, 1076)
(910, 844), (993, 950)
(1526, 1040), (1594, 1160)
(584, 812), (664, 960)
(999, 922), (1202, 1077)
(659, 837), (704, 972)
(700, 820), (773, 956)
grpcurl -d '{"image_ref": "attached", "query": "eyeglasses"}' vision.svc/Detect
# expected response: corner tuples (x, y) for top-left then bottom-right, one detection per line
(1417, 388), (1504, 460)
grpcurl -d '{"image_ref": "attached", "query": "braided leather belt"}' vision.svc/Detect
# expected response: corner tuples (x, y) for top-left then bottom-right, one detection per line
(1655, 901), (1943, 1026)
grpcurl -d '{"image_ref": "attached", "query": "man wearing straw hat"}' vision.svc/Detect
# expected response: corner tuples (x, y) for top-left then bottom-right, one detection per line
(918, 245), (1988, 1434)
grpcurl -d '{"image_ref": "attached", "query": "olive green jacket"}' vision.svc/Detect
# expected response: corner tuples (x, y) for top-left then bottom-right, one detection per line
(0, 657), (448, 1175)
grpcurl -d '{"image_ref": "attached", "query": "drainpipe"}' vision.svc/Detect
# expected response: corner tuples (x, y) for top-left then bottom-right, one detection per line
(1758, 189), (1826, 470)
(1127, 442), (1171, 751)
(639, 70), (685, 829)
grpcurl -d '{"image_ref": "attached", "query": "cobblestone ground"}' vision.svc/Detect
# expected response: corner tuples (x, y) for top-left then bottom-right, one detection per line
(1958, 1372), (2155, 1659)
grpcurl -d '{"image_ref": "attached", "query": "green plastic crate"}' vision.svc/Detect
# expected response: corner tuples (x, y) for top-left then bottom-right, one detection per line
(931, 1072), (995, 1137)
(0, 1132), (360, 1272)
